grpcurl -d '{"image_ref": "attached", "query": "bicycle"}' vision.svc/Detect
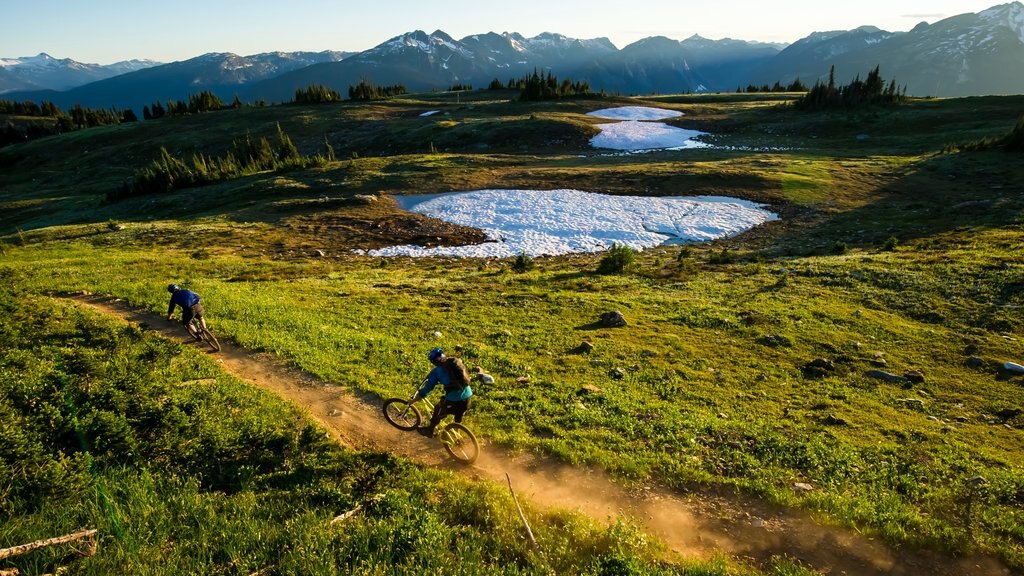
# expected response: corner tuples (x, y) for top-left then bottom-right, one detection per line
(188, 317), (221, 352)
(382, 391), (479, 464)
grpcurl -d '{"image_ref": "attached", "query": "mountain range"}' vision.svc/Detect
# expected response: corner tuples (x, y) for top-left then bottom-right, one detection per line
(3, 2), (1022, 113)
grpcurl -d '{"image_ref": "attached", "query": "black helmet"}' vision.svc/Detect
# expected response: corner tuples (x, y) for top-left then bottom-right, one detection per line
(428, 347), (445, 363)
(167, 283), (179, 293)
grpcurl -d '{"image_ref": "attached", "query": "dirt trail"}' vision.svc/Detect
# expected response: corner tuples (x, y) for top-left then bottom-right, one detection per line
(73, 295), (1013, 576)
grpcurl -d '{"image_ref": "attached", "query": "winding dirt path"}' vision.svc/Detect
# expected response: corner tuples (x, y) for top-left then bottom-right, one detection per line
(73, 295), (1013, 576)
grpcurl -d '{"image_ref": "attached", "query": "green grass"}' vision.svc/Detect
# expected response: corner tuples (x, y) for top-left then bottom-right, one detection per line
(1, 91), (1023, 571)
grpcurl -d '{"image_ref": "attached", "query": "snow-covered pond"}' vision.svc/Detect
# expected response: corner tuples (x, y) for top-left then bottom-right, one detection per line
(587, 106), (706, 151)
(366, 189), (777, 258)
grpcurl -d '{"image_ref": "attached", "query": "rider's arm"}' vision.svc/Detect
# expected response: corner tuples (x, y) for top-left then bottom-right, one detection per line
(167, 297), (176, 319)
(414, 372), (439, 401)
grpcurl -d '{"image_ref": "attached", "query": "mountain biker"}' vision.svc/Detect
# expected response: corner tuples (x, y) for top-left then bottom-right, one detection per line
(413, 348), (473, 437)
(166, 284), (207, 340)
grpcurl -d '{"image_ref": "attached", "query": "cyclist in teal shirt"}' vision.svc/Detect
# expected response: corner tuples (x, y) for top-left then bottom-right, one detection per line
(414, 348), (473, 437)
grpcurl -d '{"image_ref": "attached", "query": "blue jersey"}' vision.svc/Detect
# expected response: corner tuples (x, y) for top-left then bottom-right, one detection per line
(168, 289), (200, 315)
(418, 364), (473, 402)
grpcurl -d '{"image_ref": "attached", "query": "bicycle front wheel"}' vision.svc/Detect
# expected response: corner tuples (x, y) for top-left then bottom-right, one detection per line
(441, 422), (479, 464)
(382, 398), (421, 431)
(200, 326), (221, 352)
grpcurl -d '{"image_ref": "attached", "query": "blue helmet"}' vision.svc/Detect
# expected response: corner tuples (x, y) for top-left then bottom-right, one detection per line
(428, 347), (445, 362)
(167, 283), (179, 293)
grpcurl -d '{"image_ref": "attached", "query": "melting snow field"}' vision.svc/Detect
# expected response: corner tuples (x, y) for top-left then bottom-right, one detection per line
(587, 106), (706, 150)
(587, 106), (684, 121)
(367, 189), (777, 258)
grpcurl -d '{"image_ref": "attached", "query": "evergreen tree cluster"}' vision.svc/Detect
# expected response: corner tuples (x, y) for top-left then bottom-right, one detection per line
(739, 78), (808, 93)
(487, 78), (507, 90)
(143, 91), (227, 120)
(348, 80), (407, 101)
(1, 99), (135, 147)
(110, 123), (331, 201)
(516, 69), (595, 101)
(795, 65), (906, 111)
(294, 84), (342, 104)
(448, 83), (472, 92)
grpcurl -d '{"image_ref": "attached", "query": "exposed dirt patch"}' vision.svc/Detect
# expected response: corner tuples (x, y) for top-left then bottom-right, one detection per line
(71, 294), (1013, 576)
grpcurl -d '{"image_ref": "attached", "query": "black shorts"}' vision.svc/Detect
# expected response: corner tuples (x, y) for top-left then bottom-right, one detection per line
(182, 302), (204, 325)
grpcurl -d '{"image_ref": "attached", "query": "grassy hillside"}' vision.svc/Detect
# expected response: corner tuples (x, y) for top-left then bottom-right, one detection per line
(2, 91), (1022, 572)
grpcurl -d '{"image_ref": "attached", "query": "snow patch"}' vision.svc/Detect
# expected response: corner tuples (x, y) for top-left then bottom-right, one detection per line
(587, 106), (683, 121)
(366, 189), (776, 258)
(420, 110), (441, 117)
(591, 121), (706, 151)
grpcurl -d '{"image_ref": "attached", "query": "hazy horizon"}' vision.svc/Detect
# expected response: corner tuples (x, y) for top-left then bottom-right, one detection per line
(2, 0), (1009, 65)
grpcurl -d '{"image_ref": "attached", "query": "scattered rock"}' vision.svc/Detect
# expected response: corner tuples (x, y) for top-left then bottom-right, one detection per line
(353, 194), (377, 204)
(793, 482), (815, 493)
(432, 331), (443, 339)
(600, 311), (628, 328)
(903, 370), (926, 384)
(967, 356), (986, 367)
(968, 476), (989, 488)
(756, 373), (768, 382)
(718, 413), (728, 419)
(823, 413), (848, 426)
(1004, 362), (1024, 374)
(899, 398), (926, 411)
(516, 376), (531, 385)
(760, 334), (792, 347)
(802, 358), (834, 379)
(580, 384), (603, 395)
(854, 310), (863, 318)
(590, 359), (606, 366)
(476, 373), (495, 385)
(329, 409), (340, 417)
(866, 370), (909, 384)
(871, 358), (889, 367)
(927, 416), (941, 422)
(577, 341), (595, 354)
(609, 367), (625, 380)
(994, 408), (1022, 420)
(954, 416), (969, 423)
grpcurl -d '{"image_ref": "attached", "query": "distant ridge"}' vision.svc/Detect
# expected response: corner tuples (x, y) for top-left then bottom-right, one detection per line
(4, 2), (1022, 112)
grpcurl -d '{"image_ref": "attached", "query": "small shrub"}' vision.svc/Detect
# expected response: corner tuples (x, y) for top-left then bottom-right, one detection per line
(830, 241), (849, 255)
(597, 243), (637, 274)
(882, 236), (899, 251)
(707, 248), (734, 265)
(676, 245), (693, 261)
(511, 252), (534, 273)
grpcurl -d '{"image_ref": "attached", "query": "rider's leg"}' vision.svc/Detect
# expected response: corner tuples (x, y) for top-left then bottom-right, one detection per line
(450, 398), (471, 423)
(420, 401), (451, 436)
(182, 307), (199, 338)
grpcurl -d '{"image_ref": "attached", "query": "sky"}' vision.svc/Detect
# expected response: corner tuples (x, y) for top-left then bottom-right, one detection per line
(1, 0), (1007, 64)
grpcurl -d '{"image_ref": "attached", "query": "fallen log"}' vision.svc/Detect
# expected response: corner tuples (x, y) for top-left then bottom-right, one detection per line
(0, 529), (97, 560)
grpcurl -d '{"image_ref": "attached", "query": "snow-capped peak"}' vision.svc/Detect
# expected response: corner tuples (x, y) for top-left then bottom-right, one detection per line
(980, 1), (1024, 42)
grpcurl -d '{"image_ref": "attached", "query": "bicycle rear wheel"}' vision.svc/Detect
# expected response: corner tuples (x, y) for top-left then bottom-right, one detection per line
(382, 398), (421, 431)
(199, 326), (221, 352)
(441, 422), (479, 464)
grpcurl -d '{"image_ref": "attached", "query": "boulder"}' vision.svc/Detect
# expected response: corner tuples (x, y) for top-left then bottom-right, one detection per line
(903, 370), (926, 384)
(580, 384), (603, 395)
(793, 482), (815, 493)
(823, 414), (848, 426)
(866, 370), (909, 383)
(609, 367), (625, 380)
(600, 311), (627, 328)
(899, 398), (926, 411)
(1004, 362), (1024, 374)
(760, 334), (791, 347)
(312, 249), (326, 258)
(577, 341), (595, 354)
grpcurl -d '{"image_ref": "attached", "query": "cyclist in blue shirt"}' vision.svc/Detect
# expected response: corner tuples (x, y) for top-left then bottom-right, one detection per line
(414, 348), (473, 437)
(166, 284), (207, 340)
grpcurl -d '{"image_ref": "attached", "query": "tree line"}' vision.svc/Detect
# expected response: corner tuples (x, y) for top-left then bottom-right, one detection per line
(1, 99), (137, 147)
(110, 123), (334, 201)
(738, 78), (808, 93)
(143, 90), (244, 119)
(510, 69), (597, 101)
(795, 65), (907, 111)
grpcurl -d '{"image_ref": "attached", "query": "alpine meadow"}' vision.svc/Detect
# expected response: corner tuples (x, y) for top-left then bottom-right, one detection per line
(2, 35), (1024, 576)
